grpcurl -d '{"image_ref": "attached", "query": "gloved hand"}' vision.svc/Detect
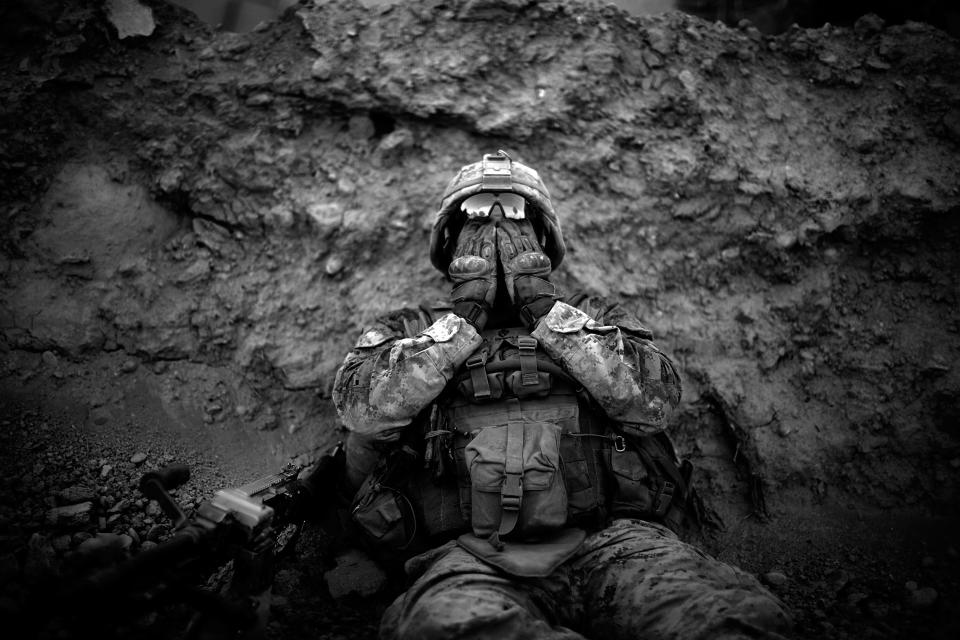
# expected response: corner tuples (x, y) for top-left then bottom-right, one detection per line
(448, 218), (498, 331)
(497, 218), (561, 327)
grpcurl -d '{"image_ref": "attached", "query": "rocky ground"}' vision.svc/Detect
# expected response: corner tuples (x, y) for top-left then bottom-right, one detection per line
(2, 0), (960, 638)
(2, 391), (957, 639)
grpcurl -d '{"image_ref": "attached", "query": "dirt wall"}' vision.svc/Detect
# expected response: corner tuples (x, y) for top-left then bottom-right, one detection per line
(2, 0), (959, 521)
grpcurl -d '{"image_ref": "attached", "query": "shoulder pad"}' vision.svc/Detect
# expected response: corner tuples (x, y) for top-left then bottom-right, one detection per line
(421, 313), (463, 343)
(543, 302), (590, 334)
(354, 325), (395, 349)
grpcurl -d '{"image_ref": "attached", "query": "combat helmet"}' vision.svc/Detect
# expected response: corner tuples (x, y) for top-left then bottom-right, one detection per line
(429, 151), (566, 274)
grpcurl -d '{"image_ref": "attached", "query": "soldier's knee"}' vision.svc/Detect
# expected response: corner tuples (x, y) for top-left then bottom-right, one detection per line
(395, 588), (532, 640)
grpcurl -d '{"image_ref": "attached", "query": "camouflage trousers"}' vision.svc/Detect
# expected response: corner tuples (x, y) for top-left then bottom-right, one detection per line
(379, 519), (793, 640)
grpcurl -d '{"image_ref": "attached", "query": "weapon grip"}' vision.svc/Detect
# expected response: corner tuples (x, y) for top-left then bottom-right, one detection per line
(139, 465), (191, 528)
(140, 464), (191, 491)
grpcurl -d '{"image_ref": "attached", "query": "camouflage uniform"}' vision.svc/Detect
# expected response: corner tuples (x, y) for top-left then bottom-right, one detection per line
(380, 519), (791, 640)
(331, 151), (792, 640)
(332, 299), (793, 640)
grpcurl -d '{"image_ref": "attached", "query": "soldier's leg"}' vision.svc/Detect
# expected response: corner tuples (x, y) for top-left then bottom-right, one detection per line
(570, 519), (793, 640)
(379, 542), (585, 640)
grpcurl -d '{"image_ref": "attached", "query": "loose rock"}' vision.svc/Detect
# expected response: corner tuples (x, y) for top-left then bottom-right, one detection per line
(46, 502), (94, 528)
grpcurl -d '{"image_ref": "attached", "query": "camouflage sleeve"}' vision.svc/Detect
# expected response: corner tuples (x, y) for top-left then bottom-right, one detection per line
(333, 311), (483, 492)
(531, 300), (681, 433)
(333, 311), (482, 440)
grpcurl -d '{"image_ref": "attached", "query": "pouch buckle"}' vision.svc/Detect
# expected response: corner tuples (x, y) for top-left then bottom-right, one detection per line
(501, 472), (523, 511)
(653, 481), (676, 516)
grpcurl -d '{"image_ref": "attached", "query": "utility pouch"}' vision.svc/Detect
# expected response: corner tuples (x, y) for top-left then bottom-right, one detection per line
(350, 445), (418, 551)
(605, 432), (689, 531)
(452, 398), (574, 547)
(465, 410), (568, 541)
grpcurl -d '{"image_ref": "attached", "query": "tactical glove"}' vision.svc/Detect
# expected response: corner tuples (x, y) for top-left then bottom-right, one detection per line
(449, 218), (498, 331)
(497, 218), (561, 328)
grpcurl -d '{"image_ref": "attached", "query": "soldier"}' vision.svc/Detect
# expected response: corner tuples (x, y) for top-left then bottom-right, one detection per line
(332, 151), (793, 640)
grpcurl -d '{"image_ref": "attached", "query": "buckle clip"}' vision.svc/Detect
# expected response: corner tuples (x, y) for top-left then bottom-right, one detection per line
(501, 473), (523, 511)
(466, 350), (491, 399)
(614, 435), (626, 452)
(517, 335), (539, 386)
(653, 481), (676, 516)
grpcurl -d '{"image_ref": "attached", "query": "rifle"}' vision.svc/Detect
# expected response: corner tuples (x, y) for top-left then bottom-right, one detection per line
(23, 442), (346, 640)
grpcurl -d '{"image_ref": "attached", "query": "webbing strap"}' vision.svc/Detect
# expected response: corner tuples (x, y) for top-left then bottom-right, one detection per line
(517, 336), (540, 386)
(466, 349), (491, 399)
(652, 481), (676, 517)
(498, 404), (525, 536)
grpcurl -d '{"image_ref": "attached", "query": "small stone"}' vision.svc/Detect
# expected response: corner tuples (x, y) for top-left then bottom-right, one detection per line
(853, 13), (885, 37)
(105, 0), (156, 39)
(775, 231), (797, 249)
(906, 586), (938, 608)
(763, 571), (789, 587)
(336, 177), (356, 195)
(130, 452), (148, 466)
(56, 484), (97, 505)
(246, 92), (273, 107)
(377, 128), (414, 152)
(51, 534), (73, 552)
(826, 568), (852, 592)
(348, 115), (375, 140)
(41, 351), (59, 367)
(324, 255), (344, 276)
(120, 359), (138, 373)
(152, 361), (169, 375)
(921, 555), (935, 567)
(46, 502), (94, 528)
(311, 57), (333, 80)
(865, 57), (891, 71)
(100, 464), (113, 479)
(905, 580), (918, 591)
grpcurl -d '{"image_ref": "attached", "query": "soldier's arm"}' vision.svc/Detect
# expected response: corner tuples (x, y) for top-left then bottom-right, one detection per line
(531, 296), (681, 434)
(332, 310), (483, 491)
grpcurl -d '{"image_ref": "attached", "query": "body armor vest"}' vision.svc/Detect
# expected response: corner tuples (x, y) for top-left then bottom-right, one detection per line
(418, 326), (612, 544)
(350, 317), (697, 555)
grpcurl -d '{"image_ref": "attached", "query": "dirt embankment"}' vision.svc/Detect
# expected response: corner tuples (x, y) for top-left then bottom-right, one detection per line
(1, 1), (959, 638)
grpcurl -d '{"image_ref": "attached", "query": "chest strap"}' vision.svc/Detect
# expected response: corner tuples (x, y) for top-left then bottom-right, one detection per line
(466, 334), (544, 398)
(466, 346), (492, 399)
(517, 336), (540, 387)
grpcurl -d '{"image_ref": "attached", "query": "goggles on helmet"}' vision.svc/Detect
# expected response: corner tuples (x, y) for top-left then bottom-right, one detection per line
(460, 192), (526, 220)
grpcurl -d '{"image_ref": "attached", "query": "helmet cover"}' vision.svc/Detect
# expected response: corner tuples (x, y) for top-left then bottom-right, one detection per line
(429, 151), (565, 274)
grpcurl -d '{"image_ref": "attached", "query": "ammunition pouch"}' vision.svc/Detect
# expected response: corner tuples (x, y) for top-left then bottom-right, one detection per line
(350, 445), (419, 551)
